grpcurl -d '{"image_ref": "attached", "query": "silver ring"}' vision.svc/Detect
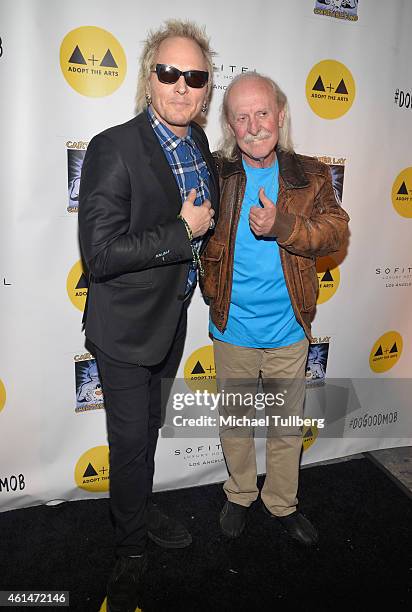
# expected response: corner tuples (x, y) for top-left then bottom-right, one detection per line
(209, 218), (215, 230)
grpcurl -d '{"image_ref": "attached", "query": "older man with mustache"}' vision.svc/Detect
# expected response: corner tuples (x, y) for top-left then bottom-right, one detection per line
(201, 72), (349, 546)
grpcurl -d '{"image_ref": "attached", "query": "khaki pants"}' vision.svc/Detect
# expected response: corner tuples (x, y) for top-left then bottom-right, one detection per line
(213, 337), (309, 517)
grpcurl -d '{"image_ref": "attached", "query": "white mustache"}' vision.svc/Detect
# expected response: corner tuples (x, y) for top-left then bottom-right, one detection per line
(243, 129), (272, 144)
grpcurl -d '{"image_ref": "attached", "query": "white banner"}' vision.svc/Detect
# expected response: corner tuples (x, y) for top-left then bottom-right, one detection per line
(0, 0), (411, 511)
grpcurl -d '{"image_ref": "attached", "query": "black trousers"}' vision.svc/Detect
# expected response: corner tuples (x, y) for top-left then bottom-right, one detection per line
(88, 303), (187, 556)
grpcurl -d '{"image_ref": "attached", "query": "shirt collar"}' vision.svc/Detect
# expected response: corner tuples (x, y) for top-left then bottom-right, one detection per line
(147, 105), (194, 152)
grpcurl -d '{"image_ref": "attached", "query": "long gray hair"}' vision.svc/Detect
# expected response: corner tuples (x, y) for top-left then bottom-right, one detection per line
(135, 19), (215, 113)
(219, 72), (294, 160)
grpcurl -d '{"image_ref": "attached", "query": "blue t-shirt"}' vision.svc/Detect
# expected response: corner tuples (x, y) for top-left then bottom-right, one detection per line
(210, 158), (305, 348)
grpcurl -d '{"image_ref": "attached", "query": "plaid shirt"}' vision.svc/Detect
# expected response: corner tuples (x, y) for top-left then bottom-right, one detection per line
(148, 106), (210, 295)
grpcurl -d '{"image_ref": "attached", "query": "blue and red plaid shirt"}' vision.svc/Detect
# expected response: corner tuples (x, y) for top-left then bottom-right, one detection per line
(148, 106), (210, 295)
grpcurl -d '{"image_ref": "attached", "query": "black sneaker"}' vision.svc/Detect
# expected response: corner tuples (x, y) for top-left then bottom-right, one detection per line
(147, 501), (192, 549)
(106, 553), (147, 612)
(219, 500), (248, 538)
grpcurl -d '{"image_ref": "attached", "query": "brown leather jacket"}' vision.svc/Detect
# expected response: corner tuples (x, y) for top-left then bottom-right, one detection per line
(201, 148), (350, 340)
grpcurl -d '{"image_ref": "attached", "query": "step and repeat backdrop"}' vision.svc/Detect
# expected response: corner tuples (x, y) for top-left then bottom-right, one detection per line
(1, 0), (411, 511)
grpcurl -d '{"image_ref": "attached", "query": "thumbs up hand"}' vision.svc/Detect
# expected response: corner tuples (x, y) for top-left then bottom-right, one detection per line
(249, 187), (277, 236)
(180, 189), (214, 238)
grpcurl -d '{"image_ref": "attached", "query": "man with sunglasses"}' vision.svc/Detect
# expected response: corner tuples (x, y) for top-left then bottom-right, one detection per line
(79, 19), (218, 612)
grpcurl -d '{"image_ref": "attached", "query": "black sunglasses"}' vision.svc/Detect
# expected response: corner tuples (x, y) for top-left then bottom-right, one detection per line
(152, 64), (209, 89)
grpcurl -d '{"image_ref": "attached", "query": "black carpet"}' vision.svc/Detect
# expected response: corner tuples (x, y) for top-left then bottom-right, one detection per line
(1, 457), (411, 611)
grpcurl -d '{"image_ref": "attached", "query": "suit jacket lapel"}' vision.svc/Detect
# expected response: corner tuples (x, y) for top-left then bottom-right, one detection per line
(138, 113), (182, 216)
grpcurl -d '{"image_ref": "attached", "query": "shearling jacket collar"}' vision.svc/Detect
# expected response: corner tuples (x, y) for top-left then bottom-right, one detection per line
(218, 147), (310, 189)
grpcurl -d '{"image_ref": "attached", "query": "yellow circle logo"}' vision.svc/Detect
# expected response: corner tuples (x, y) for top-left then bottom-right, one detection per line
(391, 168), (412, 218)
(60, 26), (126, 97)
(99, 598), (141, 612)
(0, 379), (6, 413)
(184, 345), (217, 392)
(67, 260), (88, 312)
(369, 331), (403, 373)
(316, 255), (340, 304)
(75, 445), (109, 492)
(306, 59), (355, 119)
(302, 424), (318, 451)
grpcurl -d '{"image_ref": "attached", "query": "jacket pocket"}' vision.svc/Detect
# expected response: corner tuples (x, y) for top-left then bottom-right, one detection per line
(201, 242), (225, 300)
(108, 269), (153, 288)
(297, 256), (318, 311)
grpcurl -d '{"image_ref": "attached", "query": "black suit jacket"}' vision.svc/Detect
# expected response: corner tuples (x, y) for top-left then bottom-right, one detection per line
(78, 111), (219, 365)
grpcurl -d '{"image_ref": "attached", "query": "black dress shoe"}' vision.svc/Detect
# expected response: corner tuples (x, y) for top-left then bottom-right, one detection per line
(220, 500), (248, 538)
(147, 501), (192, 549)
(107, 553), (147, 612)
(263, 507), (318, 546)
